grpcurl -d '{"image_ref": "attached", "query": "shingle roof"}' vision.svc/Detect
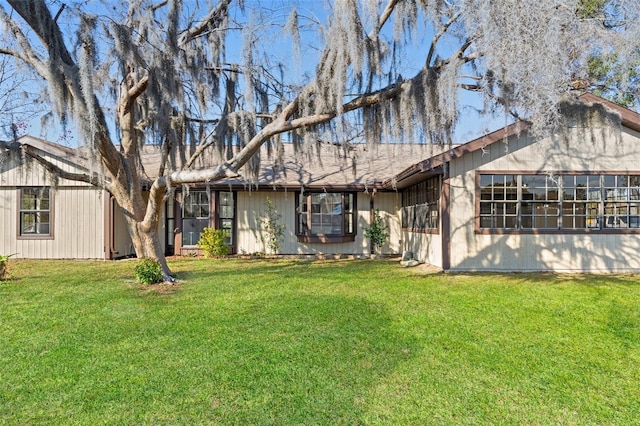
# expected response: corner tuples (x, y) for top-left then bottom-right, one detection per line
(194, 142), (448, 190)
(16, 135), (447, 191)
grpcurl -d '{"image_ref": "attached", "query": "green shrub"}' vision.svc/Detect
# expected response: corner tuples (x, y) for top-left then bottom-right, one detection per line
(363, 209), (389, 254)
(134, 258), (163, 284)
(0, 253), (16, 281)
(197, 227), (229, 258)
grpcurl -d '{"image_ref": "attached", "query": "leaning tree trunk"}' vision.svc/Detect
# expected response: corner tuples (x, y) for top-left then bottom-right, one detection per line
(111, 171), (175, 282)
(127, 218), (174, 282)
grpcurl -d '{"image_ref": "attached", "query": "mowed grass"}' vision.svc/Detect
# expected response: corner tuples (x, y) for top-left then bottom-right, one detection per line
(1, 259), (639, 425)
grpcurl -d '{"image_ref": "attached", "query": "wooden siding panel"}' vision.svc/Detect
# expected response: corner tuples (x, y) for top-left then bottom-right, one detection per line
(0, 188), (17, 256)
(402, 230), (442, 267)
(113, 202), (135, 258)
(373, 192), (402, 255)
(448, 122), (640, 272)
(235, 190), (378, 256)
(0, 187), (106, 259)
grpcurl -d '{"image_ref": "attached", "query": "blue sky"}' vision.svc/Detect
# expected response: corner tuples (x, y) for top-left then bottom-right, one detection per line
(11, 0), (507, 147)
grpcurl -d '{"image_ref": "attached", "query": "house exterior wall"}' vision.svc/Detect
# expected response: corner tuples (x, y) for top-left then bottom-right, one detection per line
(0, 150), (107, 259)
(233, 191), (401, 256)
(402, 230), (442, 268)
(447, 123), (640, 272)
(373, 192), (403, 256)
(111, 199), (136, 258)
(0, 186), (106, 259)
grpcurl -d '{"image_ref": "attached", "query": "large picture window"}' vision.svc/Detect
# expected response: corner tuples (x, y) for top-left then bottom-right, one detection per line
(182, 190), (210, 246)
(478, 173), (640, 231)
(401, 176), (440, 231)
(19, 187), (51, 237)
(296, 192), (356, 242)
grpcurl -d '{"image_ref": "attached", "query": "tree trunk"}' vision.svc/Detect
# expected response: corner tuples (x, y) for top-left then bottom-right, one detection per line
(112, 176), (175, 282)
(127, 219), (174, 282)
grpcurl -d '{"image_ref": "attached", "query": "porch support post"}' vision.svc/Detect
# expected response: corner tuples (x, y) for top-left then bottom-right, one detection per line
(441, 173), (451, 271)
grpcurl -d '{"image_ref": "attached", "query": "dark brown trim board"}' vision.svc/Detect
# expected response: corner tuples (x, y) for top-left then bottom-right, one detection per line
(441, 174), (451, 271)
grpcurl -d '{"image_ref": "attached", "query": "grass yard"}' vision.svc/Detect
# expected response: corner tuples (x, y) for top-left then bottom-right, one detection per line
(1, 258), (639, 425)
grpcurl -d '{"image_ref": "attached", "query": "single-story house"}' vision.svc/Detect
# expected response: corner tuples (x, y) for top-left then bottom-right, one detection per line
(0, 135), (441, 260)
(3, 93), (640, 272)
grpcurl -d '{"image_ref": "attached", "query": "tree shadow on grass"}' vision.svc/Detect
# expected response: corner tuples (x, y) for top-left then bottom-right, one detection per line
(197, 293), (419, 424)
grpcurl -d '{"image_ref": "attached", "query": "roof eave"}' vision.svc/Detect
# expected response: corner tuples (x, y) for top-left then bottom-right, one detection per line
(387, 121), (528, 189)
(578, 92), (640, 133)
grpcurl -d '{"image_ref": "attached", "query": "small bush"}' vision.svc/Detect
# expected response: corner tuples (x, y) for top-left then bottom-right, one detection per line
(197, 227), (229, 258)
(134, 258), (163, 284)
(0, 253), (16, 281)
(363, 209), (389, 254)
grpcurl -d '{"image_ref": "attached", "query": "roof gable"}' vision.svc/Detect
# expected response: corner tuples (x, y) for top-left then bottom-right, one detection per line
(389, 93), (640, 188)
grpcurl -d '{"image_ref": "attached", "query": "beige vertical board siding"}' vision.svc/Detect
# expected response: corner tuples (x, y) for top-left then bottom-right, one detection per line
(0, 151), (94, 187)
(372, 192), (402, 255)
(2, 186), (105, 259)
(448, 124), (640, 272)
(402, 231), (442, 267)
(1, 149), (105, 258)
(235, 190), (375, 255)
(112, 202), (135, 258)
(235, 190), (296, 255)
(56, 187), (104, 259)
(0, 187), (18, 256)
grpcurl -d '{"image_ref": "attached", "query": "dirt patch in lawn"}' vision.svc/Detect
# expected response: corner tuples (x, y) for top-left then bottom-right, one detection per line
(138, 281), (182, 295)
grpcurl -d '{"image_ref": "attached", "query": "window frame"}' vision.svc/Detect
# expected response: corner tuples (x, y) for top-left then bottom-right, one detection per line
(401, 175), (441, 234)
(295, 191), (357, 243)
(475, 171), (640, 234)
(17, 186), (54, 240)
(181, 189), (211, 247)
(214, 190), (236, 248)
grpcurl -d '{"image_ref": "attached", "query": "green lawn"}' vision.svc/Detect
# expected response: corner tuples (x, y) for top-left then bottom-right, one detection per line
(1, 258), (639, 425)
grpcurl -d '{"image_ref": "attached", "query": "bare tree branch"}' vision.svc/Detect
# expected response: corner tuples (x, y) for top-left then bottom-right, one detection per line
(177, 0), (232, 47)
(0, 140), (108, 189)
(426, 11), (463, 68)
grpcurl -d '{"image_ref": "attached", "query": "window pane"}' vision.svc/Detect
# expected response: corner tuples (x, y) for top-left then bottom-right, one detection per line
(505, 216), (517, 228)
(182, 218), (208, 246)
(346, 213), (354, 234)
(183, 191), (209, 218)
(221, 218), (233, 245)
(20, 187), (51, 236)
(480, 216), (492, 228)
(220, 205), (233, 219)
(299, 192), (355, 236)
(219, 191), (232, 206)
(603, 175), (615, 187)
(22, 213), (36, 233)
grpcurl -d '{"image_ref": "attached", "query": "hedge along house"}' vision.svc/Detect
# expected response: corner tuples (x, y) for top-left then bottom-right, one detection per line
(0, 135), (440, 259)
(393, 93), (640, 272)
